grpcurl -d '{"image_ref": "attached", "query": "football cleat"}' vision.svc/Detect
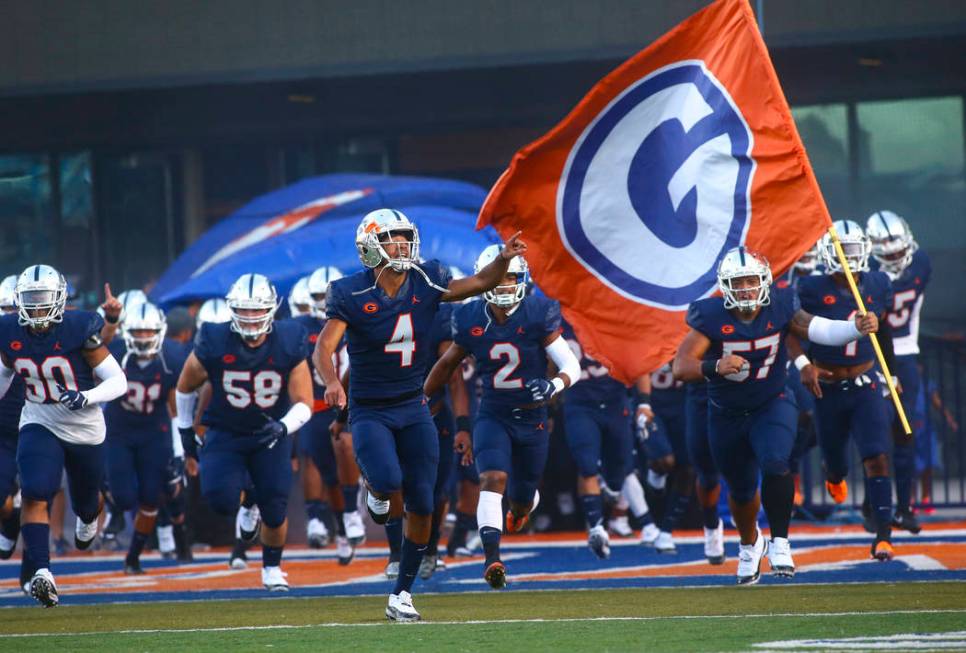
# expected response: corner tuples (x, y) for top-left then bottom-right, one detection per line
(704, 520), (726, 565)
(366, 491), (390, 526)
(74, 517), (98, 551)
(639, 522), (661, 547)
(505, 490), (540, 534)
(588, 525), (611, 560)
(123, 558), (145, 575)
(654, 530), (677, 554)
(608, 516), (633, 538)
(29, 569), (58, 608)
(386, 590), (420, 622)
(307, 518), (330, 549)
(892, 508), (922, 535)
(458, 531), (482, 557)
(385, 560), (400, 580)
(736, 532), (768, 586)
(418, 553), (439, 580)
(0, 532), (16, 560)
(229, 539), (249, 570)
(872, 539), (895, 562)
(237, 505), (261, 542)
(336, 535), (355, 566)
(343, 510), (366, 547)
(825, 479), (848, 504)
(261, 566), (289, 592)
(484, 560), (507, 590)
(767, 537), (795, 577)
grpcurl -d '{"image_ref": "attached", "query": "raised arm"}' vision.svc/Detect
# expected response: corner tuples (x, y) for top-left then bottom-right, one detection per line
(788, 308), (878, 343)
(441, 231), (527, 303)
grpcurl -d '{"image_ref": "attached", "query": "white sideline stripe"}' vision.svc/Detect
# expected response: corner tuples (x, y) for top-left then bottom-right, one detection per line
(755, 630), (966, 650)
(6, 608), (966, 638)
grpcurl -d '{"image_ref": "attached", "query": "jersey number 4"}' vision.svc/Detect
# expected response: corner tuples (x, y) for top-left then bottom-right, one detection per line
(223, 370), (283, 409)
(720, 333), (781, 382)
(14, 356), (78, 403)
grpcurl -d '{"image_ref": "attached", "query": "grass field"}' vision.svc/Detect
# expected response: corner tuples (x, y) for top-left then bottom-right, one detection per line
(4, 582), (965, 652)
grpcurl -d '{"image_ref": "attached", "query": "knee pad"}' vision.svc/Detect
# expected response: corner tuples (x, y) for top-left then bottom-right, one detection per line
(204, 486), (240, 517)
(730, 485), (757, 504)
(259, 496), (288, 529)
(760, 459), (790, 478)
(694, 467), (720, 490)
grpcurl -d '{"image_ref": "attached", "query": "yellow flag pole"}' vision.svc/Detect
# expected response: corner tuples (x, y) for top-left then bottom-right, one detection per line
(826, 223), (912, 436)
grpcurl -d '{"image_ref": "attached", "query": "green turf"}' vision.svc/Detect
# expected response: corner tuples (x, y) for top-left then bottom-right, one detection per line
(4, 583), (966, 652)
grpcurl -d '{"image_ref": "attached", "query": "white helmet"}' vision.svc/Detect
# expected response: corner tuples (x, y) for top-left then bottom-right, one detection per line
(307, 266), (343, 318)
(196, 297), (232, 328)
(821, 220), (870, 273)
(717, 246), (773, 312)
(287, 276), (312, 317)
(866, 210), (917, 279)
(117, 289), (149, 323)
(475, 244), (528, 307)
(0, 275), (18, 313)
(355, 208), (420, 272)
(225, 273), (279, 339)
(791, 239), (823, 276)
(16, 264), (67, 329)
(122, 302), (167, 358)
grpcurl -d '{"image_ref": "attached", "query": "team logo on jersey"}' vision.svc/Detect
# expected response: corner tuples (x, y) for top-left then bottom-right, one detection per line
(720, 324), (735, 335)
(823, 295), (836, 305)
(557, 61), (754, 310)
(470, 326), (484, 337)
(363, 302), (379, 314)
(222, 354), (237, 364)
(776, 279), (790, 289)
(309, 333), (318, 344)
(9, 341), (21, 351)
(411, 295), (421, 305)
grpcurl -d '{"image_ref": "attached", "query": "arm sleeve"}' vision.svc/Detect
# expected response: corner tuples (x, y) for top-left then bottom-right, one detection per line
(84, 355), (127, 404)
(175, 390), (198, 430)
(807, 315), (862, 346)
(545, 334), (581, 388)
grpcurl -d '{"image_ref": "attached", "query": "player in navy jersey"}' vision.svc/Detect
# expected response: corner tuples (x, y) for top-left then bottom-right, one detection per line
(425, 244), (581, 590)
(175, 273), (313, 592)
(798, 220), (899, 560)
(314, 210), (527, 622)
(682, 380), (726, 565)
(445, 357), (482, 558)
(0, 276), (24, 561)
(560, 319), (635, 559)
(0, 265), (128, 606)
(104, 302), (185, 574)
(867, 210), (931, 533)
(674, 246), (877, 584)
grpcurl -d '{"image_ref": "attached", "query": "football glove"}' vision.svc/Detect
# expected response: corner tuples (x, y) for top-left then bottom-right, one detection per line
(179, 426), (203, 460)
(255, 417), (288, 450)
(166, 456), (186, 488)
(56, 385), (88, 411)
(525, 378), (556, 403)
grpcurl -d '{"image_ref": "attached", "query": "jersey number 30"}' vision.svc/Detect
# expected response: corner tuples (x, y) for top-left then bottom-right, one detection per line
(15, 356), (78, 403)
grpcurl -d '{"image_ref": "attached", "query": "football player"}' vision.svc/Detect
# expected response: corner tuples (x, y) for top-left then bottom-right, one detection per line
(674, 246), (877, 584)
(313, 210), (526, 621)
(0, 276), (24, 561)
(175, 274), (313, 592)
(0, 265), (128, 606)
(288, 276), (313, 318)
(798, 221), (898, 560)
(105, 302), (185, 574)
(683, 380), (726, 565)
(424, 244), (581, 590)
(867, 211), (930, 533)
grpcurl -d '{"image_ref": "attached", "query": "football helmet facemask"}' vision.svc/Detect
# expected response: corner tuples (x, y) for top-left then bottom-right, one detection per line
(355, 209), (420, 272)
(307, 266), (344, 318)
(822, 220), (871, 273)
(475, 244), (528, 308)
(16, 264), (67, 329)
(123, 302), (167, 358)
(226, 273), (279, 339)
(717, 247), (773, 312)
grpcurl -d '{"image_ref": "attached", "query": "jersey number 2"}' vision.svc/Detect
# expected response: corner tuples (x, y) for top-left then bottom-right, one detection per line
(490, 343), (523, 389)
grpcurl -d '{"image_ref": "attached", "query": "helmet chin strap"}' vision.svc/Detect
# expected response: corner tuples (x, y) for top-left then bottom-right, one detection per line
(351, 262), (448, 297)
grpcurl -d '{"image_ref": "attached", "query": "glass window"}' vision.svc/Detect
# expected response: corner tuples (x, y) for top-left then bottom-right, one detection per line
(0, 154), (54, 277)
(791, 104), (851, 217)
(857, 97), (964, 177)
(58, 152), (96, 302)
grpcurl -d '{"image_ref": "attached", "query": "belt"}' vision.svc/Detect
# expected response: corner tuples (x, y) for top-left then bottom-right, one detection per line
(510, 403), (546, 420)
(352, 388), (423, 408)
(820, 373), (873, 392)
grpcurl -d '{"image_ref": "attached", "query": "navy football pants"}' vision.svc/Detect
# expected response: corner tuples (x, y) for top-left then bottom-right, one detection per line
(107, 429), (172, 511)
(563, 402), (633, 490)
(815, 377), (890, 480)
(473, 404), (549, 506)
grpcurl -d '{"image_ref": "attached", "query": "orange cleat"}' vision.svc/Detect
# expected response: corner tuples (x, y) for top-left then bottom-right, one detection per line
(871, 539), (894, 562)
(484, 560), (507, 589)
(825, 479), (848, 504)
(506, 510), (530, 534)
(793, 475), (804, 507)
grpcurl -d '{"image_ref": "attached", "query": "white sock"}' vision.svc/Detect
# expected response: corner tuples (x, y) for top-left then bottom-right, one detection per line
(647, 469), (668, 490)
(477, 490), (503, 531)
(622, 473), (650, 518)
(157, 525), (175, 553)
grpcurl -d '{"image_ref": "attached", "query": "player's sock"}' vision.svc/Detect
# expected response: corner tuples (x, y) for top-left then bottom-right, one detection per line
(479, 527), (501, 565)
(659, 490), (690, 534)
(241, 492), (257, 510)
(334, 511), (346, 537)
(0, 507), (20, 543)
(305, 500), (324, 523)
(702, 506), (720, 530)
(892, 440), (916, 511)
(621, 474), (654, 525)
(127, 529), (149, 563)
(477, 490), (503, 564)
(262, 545), (283, 568)
(427, 509), (443, 554)
(579, 493), (604, 530)
(172, 522), (191, 558)
(867, 475), (893, 540)
(21, 523), (50, 571)
(385, 517), (403, 561)
(342, 485), (359, 513)
(761, 474), (794, 539)
(392, 537), (426, 595)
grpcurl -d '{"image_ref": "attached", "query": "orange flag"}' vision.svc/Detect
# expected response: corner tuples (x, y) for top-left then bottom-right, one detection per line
(478, 0), (831, 383)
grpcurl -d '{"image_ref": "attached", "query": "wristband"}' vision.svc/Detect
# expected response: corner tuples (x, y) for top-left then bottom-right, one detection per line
(456, 415), (472, 433)
(635, 391), (651, 406)
(794, 355), (811, 371)
(701, 359), (719, 379)
(103, 312), (119, 325)
(337, 407), (349, 423)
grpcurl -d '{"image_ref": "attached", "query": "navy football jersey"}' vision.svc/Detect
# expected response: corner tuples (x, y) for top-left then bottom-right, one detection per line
(104, 339), (183, 434)
(194, 320), (308, 433)
(686, 285), (799, 410)
(650, 362), (686, 417)
(0, 375), (25, 436)
(453, 295), (561, 409)
(291, 314), (348, 408)
(874, 249), (931, 355)
(561, 320), (626, 407)
(797, 271), (892, 366)
(326, 261), (452, 401)
(426, 303), (455, 403)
